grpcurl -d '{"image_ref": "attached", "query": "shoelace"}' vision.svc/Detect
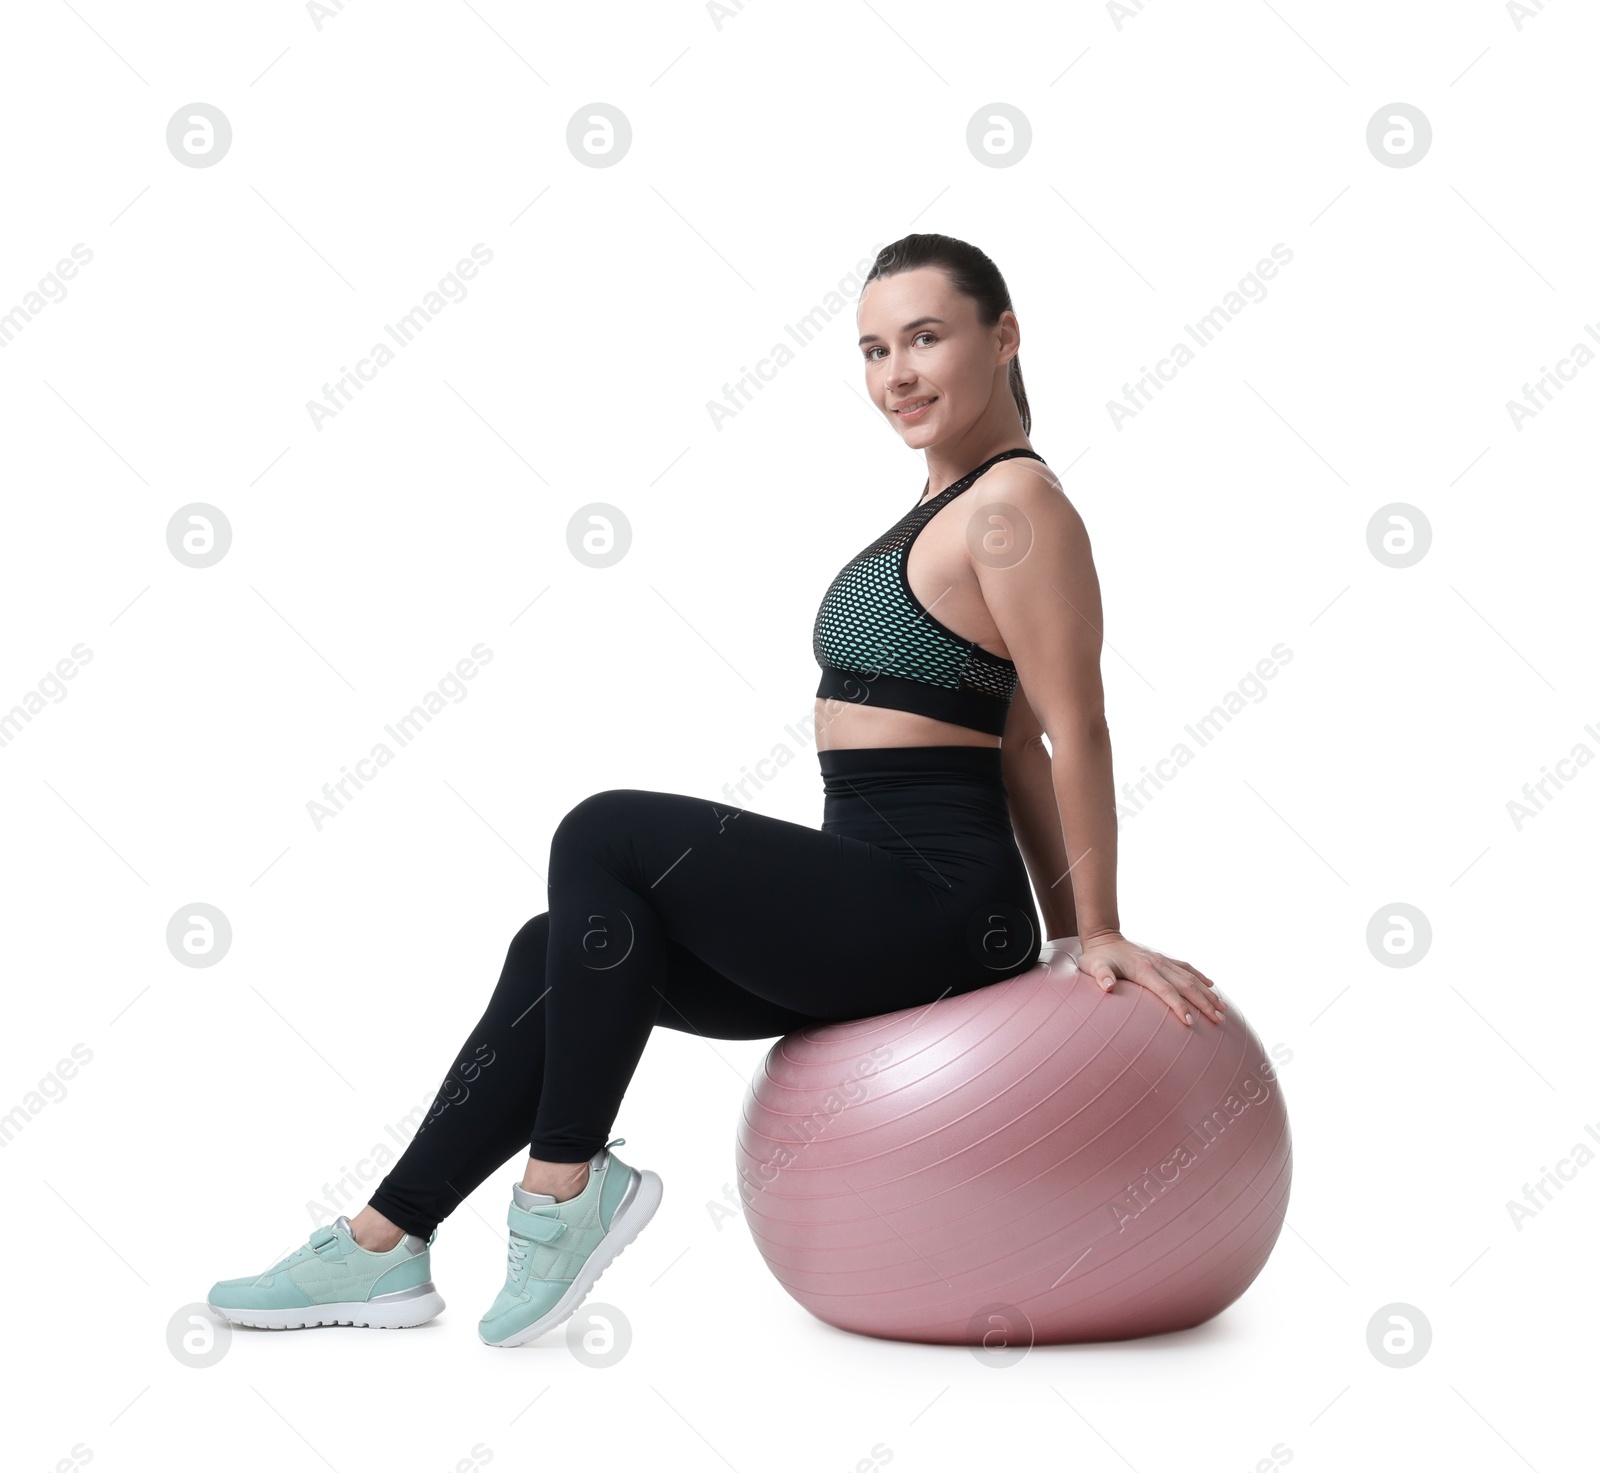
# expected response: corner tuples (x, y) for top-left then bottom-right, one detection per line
(500, 1144), (623, 1286)
(503, 1180), (593, 1286)
(506, 1229), (534, 1283)
(258, 1225), (345, 1281)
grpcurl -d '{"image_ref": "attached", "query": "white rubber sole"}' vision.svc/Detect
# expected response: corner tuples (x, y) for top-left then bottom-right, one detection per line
(480, 1168), (663, 1348)
(209, 1284), (445, 1330)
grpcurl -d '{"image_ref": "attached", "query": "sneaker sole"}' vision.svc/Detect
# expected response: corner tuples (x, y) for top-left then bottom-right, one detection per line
(209, 1284), (445, 1330)
(479, 1168), (663, 1348)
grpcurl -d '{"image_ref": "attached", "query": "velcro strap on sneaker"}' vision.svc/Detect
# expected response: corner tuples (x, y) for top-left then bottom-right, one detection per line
(507, 1202), (566, 1243)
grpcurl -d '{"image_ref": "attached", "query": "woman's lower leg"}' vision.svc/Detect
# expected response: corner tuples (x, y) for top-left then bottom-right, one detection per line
(520, 1157), (591, 1201)
(349, 1204), (405, 1251)
(362, 881), (817, 1236)
(364, 913), (556, 1238)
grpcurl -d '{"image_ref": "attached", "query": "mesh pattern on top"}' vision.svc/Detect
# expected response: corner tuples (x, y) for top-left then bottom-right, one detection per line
(812, 449), (1044, 707)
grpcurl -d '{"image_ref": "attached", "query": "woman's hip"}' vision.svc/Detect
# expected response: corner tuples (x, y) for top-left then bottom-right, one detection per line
(816, 744), (1040, 986)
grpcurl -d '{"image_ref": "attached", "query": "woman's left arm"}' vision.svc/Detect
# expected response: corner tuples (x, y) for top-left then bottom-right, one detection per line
(972, 464), (1224, 1028)
(998, 683), (1079, 942)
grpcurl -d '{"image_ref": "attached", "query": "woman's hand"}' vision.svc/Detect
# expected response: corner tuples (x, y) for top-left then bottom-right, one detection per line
(1074, 932), (1225, 1027)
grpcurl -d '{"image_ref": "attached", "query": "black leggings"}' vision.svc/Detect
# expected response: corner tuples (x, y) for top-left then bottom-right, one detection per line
(367, 744), (1042, 1238)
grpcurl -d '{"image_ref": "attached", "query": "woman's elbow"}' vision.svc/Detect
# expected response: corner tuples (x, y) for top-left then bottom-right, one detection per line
(1044, 709), (1109, 751)
(1001, 728), (1050, 766)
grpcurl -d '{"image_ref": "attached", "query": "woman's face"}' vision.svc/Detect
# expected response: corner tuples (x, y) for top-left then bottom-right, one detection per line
(857, 267), (1012, 446)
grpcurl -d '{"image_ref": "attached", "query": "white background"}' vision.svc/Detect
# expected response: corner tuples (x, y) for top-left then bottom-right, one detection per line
(2, 1), (1594, 1469)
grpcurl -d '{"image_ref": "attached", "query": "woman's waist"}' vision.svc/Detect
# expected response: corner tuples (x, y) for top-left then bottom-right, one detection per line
(818, 746), (1019, 852)
(817, 743), (1007, 790)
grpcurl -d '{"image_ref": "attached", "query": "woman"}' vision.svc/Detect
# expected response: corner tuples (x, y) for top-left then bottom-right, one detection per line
(207, 233), (1224, 1347)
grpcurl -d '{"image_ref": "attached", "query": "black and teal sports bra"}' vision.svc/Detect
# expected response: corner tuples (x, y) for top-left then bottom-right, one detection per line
(812, 446), (1046, 737)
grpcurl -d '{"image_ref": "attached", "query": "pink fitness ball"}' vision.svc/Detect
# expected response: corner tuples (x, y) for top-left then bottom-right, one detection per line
(736, 938), (1292, 1344)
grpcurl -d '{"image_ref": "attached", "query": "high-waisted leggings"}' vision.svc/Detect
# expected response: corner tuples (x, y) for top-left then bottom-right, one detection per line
(367, 744), (1043, 1239)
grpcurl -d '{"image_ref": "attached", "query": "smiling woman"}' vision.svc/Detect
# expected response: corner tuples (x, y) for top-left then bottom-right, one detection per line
(812, 232), (1222, 1012)
(207, 230), (1227, 1354)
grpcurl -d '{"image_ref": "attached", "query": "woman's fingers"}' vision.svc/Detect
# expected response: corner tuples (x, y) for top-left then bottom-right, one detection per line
(1156, 953), (1224, 1013)
(1172, 956), (1220, 992)
(1147, 959), (1224, 1026)
(1170, 957), (1217, 989)
(1085, 949), (1225, 1027)
(1170, 958), (1225, 1011)
(1166, 960), (1224, 1024)
(1136, 960), (1192, 1024)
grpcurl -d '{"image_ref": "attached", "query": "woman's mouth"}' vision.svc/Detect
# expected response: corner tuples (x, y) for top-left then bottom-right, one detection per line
(892, 397), (936, 422)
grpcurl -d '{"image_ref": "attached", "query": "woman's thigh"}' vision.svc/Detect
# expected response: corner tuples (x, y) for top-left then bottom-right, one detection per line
(553, 786), (1035, 1020)
(653, 935), (823, 1039)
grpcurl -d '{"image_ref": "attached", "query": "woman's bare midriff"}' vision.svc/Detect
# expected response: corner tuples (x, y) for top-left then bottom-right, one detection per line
(812, 700), (1000, 751)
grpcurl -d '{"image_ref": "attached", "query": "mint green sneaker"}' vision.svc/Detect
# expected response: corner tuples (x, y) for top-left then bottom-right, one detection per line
(478, 1137), (662, 1348)
(207, 1216), (445, 1330)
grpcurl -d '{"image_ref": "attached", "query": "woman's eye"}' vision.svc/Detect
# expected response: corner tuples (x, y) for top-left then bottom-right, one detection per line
(866, 334), (935, 362)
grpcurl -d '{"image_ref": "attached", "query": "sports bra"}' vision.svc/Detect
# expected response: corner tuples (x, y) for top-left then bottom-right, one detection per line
(812, 446), (1047, 737)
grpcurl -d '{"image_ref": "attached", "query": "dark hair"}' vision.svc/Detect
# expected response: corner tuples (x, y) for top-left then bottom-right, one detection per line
(859, 234), (1031, 435)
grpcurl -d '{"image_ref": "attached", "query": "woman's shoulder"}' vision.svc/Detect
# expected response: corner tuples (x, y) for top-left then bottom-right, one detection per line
(970, 454), (1076, 518)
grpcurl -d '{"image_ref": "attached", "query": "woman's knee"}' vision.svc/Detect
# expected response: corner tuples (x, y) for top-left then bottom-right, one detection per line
(506, 911), (551, 966)
(550, 788), (643, 860)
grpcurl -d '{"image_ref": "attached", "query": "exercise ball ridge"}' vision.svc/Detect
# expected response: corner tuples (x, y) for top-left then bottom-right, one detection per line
(735, 942), (1291, 1345)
